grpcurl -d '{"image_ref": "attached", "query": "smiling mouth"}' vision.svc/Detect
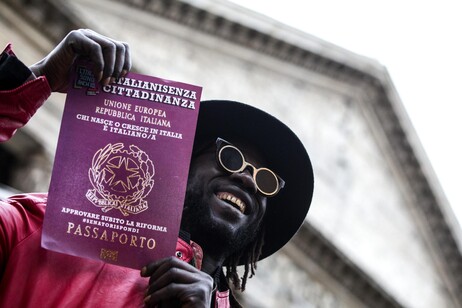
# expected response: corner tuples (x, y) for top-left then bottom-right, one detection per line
(216, 192), (246, 214)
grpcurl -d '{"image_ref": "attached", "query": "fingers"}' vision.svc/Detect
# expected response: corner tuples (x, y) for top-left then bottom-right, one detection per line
(141, 257), (214, 306)
(66, 29), (131, 85)
(121, 42), (131, 77)
(141, 256), (195, 281)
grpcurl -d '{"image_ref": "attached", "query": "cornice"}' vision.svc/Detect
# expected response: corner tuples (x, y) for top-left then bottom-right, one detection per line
(6, 0), (462, 305)
(368, 86), (462, 304)
(112, 0), (462, 302)
(120, 0), (372, 83)
(292, 222), (404, 307)
(3, 0), (85, 44)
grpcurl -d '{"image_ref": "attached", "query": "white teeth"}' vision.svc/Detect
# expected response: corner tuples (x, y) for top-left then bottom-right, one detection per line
(217, 192), (246, 214)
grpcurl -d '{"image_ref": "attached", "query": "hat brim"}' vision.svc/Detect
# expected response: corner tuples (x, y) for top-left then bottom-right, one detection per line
(194, 100), (314, 263)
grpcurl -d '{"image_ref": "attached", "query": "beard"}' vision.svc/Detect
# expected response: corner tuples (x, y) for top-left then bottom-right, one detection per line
(180, 182), (262, 260)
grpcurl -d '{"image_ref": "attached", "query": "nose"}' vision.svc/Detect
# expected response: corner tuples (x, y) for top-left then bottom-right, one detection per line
(229, 166), (258, 194)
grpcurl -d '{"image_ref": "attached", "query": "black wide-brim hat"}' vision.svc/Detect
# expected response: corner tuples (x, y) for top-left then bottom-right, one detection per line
(194, 100), (314, 262)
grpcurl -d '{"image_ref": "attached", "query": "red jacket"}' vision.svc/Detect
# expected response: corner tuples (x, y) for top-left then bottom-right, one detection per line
(0, 44), (51, 142)
(0, 193), (147, 307)
(0, 44), (234, 308)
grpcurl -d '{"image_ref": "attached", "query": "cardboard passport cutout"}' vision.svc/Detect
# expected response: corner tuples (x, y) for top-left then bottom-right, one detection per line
(42, 62), (201, 269)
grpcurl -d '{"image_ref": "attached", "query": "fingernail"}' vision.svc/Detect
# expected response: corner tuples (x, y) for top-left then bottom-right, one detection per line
(97, 71), (104, 81)
(121, 69), (128, 77)
(144, 295), (151, 303)
(110, 77), (116, 84)
(102, 77), (111, 86)
(140, 266), (147, 276)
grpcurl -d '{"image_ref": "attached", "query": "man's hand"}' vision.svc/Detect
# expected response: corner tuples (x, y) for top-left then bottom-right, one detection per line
(29, 29), (131, 92)
(141, 257), (215, 308)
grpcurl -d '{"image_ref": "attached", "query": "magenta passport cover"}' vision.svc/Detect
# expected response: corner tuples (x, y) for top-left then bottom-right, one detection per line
(42, 63), (201, 269)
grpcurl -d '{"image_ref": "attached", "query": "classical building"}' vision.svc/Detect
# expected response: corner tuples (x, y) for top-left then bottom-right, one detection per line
(1, 0), (461, 307)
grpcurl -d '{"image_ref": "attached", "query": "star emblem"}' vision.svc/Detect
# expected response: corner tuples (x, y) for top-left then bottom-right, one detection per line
(103, 155), (140, 193)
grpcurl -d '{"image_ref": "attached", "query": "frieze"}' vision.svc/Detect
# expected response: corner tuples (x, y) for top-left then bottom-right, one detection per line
(4, 0), (462, 305)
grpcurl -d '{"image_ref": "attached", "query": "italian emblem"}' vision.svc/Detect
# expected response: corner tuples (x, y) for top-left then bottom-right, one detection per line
(86, 143), (155, 216)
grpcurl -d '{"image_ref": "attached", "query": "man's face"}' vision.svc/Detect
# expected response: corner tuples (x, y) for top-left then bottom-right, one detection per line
(181, 140), (267, 256)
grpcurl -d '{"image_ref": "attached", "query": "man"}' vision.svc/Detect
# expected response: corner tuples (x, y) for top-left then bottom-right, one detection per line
(0, 29), (313, 307)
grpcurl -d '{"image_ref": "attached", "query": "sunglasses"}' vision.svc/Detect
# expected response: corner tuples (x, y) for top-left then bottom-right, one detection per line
(215, 138), (285, 197)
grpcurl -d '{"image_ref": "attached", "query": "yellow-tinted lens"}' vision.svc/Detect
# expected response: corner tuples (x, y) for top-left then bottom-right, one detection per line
(219, 145), (244, 172)
(217, 140), (282, 196)
(255, 168), (279, 195)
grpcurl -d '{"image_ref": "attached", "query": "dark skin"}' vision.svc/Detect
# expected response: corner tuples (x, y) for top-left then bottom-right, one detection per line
(142, 144), (268, 307)
(30, 29), (131, 92)
(32, 29), (268, 307)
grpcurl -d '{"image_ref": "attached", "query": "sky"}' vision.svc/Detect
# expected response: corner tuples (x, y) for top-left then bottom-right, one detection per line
(228, 0), (462, 224)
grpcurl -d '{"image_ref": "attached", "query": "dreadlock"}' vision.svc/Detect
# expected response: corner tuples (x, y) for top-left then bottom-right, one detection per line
(225, 227), (265, 292)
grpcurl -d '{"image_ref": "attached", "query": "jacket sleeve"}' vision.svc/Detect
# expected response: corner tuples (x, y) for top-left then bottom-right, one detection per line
(0, 44), (51, 142)
(0, 193), (47, 279)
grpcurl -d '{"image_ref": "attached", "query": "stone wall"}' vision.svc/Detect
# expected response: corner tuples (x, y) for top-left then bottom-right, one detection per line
(1, 0), (458, 306)
(67, 1), (453, 305)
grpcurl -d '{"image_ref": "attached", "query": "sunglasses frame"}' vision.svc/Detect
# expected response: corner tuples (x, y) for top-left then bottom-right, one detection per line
(215, 138), (285, 197)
